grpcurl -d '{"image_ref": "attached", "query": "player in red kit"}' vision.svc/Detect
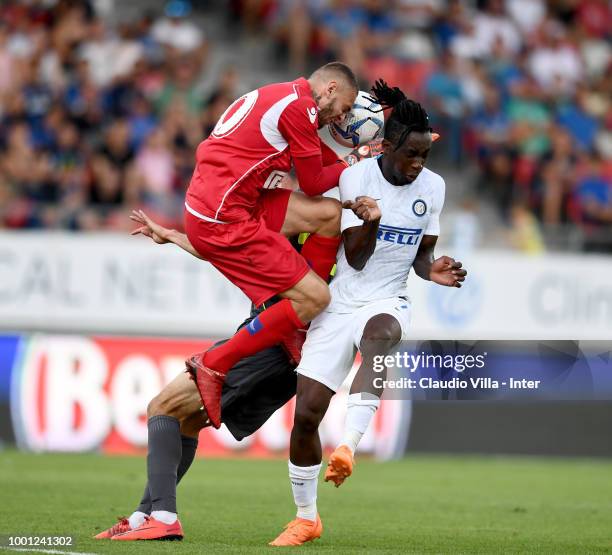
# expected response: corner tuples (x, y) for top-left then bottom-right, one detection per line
(184, 62), (359, 428)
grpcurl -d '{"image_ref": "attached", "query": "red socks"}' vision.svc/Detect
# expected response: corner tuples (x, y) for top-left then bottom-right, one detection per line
(300, 234), (341, 282)
(203, 299), (305, 375)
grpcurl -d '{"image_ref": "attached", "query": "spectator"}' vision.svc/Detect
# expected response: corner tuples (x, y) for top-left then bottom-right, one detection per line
(527, 19), (582, 96)
(471, 0), (521, 59)
(151, 0), (207, 67)
(535, 128), (577, 225)
(319, 0), (366, 77)
(557, 85), (601, 153)
(425, 50), (469, 163)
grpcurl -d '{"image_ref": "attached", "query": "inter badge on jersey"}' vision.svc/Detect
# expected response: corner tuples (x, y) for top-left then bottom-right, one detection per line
(412, 199), (427, 217)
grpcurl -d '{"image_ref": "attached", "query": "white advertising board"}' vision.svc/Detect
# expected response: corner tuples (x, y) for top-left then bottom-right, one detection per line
(1, 232), (610, 339)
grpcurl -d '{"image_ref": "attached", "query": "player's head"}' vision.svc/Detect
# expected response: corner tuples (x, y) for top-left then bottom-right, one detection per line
(309, 62), (358, 129)
(371, 79), (432, 185)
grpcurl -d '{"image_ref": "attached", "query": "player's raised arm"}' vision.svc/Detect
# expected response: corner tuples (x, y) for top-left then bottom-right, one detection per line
(130, 209), (204, 260)
(278, 63), (357, 196)
(337, 165), (382, 271)
(341, 196), (381, 271)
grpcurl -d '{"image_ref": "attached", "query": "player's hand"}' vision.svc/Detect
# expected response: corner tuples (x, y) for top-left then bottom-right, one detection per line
(342, 196), (382, 223)
(429, 256), (467, 288)
(129, 209), (171, 244)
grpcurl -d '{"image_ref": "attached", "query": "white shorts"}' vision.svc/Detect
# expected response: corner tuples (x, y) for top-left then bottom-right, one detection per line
(296, 297), (412, 392)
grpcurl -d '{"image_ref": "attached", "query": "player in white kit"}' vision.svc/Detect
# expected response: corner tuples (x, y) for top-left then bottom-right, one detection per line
(270, 81), (467, 546)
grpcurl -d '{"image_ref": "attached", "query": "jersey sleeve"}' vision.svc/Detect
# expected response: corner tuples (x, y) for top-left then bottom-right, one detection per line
(277, 96), (321, 158)
(424, 175), (446, 236)
(339, 166), (364, 232)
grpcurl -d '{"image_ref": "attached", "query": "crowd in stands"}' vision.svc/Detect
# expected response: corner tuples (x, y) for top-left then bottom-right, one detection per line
(239, 0), (612, 249)
(0, 0), (239, 231)
(1, 0), (611, 251)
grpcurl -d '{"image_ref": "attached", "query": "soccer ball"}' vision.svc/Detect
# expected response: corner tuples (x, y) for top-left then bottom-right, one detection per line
(328, 90), (384, 150)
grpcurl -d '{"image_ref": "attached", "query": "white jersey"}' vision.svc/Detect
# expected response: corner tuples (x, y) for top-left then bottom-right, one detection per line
(328, 157), (445, 313)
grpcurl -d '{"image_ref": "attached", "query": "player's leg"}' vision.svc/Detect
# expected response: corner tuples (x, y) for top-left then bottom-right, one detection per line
(326, 311), (403, 487)
(269, 376), (333, 546)
(271, 310), (355, 546)
(187, 229), (331, 427)
(132, 372), (206, 518)
(110, 372), (206, 541)
(280, 192), (342, 282)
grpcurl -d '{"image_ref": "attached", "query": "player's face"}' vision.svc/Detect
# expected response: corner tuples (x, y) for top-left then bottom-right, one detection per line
(316, 82), (356, 128)
(382, 132), (432, 186)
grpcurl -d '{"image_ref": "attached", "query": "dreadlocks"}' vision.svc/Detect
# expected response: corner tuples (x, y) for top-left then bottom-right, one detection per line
(370, 79), (431, 150)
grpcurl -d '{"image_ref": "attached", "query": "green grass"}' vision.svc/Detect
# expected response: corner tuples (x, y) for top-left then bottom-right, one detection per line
(0, 451), (611, 554)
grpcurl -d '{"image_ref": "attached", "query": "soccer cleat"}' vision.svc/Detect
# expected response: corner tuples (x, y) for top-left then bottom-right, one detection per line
(186, 352), (225, 429)
(111, 516), (183, 541)
(93, 516), (131, 539)
(324, 445), (354, 487)
(280, 328), (307, 366)
(269, 514), (323, 546)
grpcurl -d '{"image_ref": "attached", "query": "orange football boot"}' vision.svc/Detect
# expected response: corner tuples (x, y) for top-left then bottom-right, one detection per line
(186, 353), (225, 429)
(269, 514), (323, 546)
(111, 516), (183, 541)
(324, 445), (354, 487)
(93, 516), (131, 539)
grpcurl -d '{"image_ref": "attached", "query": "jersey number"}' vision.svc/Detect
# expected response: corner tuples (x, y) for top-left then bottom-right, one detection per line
(212, 90), (259, 138)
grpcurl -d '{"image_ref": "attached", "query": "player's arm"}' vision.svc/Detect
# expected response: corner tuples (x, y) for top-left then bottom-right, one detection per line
(341, 200), (381, 271)
(338, 168), (381, 271)
(278, 99), (347, 196)
(130, 209), (204, 260)
(413, 235), (466, 287)
(412, 175), (466, 287)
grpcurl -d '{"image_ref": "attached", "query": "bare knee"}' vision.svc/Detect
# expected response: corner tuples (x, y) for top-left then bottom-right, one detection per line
(147, 393), (172, 419)
(301, 279), (331, 320)
(315, 198), (341, 237)
(294, 403), (325, 435)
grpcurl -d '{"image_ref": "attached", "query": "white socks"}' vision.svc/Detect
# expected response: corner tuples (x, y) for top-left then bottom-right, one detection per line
(128, 510), (177, 528)
(128, 511), (147, 530)
(288, 461), (321, 522)
(151, 510), (178, 524)
(340, 393), (380, 454)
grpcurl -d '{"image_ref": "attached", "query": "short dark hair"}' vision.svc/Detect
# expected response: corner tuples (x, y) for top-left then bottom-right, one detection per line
(370, 79), (431, 149)
(311, 62), (359, 92)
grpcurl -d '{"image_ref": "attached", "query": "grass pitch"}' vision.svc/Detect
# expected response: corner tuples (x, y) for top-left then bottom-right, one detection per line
(0, 451), (611, 554)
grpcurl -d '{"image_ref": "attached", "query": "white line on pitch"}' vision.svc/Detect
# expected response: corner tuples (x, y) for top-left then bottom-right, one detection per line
(0, 547), (97, 555)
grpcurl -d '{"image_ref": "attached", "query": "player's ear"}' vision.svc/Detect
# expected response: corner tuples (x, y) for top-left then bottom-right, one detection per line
(381, 138), (393, 154)
(327, 80), (338, 96)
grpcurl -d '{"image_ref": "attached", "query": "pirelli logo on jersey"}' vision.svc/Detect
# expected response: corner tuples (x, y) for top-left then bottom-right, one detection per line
(377, 225), (422, 246)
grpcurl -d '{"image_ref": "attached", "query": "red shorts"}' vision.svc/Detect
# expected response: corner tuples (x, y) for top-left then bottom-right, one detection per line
(185, 188), (310, 307)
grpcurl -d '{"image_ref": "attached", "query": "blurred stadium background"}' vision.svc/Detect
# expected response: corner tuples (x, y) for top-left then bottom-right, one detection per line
(0, 0), (611, 493)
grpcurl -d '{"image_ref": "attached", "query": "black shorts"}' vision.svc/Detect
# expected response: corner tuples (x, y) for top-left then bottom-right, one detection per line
(209, 299), (297, 440)
(220, 342), (296, 441)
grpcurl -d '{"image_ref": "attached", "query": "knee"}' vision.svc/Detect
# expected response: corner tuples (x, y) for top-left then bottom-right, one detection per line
(317, 198), (341, 236)
(304, 280), (331, 316)
(147, 392), (178, 419)
(147, 395), (163, 419)
(294, 404), (324, 435)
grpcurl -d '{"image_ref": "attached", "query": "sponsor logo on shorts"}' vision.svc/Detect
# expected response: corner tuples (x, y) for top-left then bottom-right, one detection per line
(377, 225), (422, 246)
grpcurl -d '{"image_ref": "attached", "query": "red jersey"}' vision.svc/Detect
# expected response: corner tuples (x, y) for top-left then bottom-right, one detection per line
(186, 77), (324, 223)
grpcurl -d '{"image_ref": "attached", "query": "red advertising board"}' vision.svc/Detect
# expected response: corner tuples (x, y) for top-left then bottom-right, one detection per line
(10, 335), (410, 459)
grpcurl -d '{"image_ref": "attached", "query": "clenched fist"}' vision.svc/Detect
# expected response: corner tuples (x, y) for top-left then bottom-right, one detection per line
(342, 196), (381, 223)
